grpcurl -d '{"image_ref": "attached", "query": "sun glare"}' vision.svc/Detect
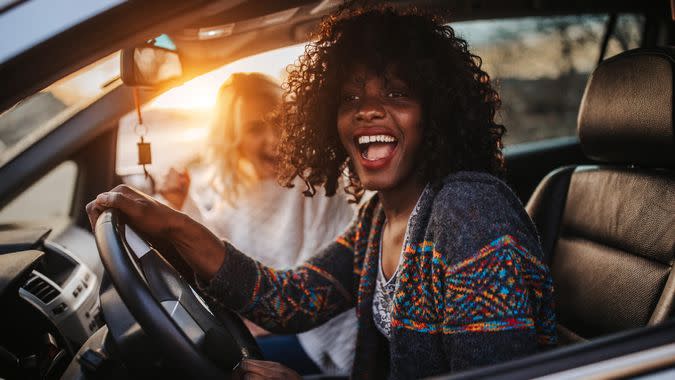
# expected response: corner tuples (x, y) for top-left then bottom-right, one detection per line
(149, 44), (306, 110)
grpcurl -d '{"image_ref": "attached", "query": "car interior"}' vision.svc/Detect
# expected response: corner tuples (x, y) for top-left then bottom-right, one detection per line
(0, 0), (673, 379)
(526, 47), (675, 344)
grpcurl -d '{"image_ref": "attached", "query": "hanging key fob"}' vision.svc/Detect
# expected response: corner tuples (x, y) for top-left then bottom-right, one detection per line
(137, 137), (152, 165)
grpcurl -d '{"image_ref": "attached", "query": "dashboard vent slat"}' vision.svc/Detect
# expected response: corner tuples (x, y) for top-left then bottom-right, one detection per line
(24, 275), (59, 304)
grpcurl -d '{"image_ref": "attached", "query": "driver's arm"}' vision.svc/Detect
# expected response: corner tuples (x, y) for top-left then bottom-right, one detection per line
(87, 184), (359, 334)
(194, 206), (363, 334)
(200, 236), (356, 334)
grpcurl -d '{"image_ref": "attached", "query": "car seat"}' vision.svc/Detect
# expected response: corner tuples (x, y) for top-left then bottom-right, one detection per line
(525, 47), (675, 345)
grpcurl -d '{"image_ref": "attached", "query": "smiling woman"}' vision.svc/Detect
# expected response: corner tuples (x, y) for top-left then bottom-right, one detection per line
(278, 7), (506, 202)
(336, 68), (424, 194)
(91, 5), (556, 380)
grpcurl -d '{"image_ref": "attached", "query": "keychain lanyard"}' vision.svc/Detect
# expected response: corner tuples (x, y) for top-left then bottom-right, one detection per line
(132, 88), (152, 179)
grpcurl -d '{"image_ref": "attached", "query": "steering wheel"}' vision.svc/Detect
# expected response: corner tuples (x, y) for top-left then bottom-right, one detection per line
(94, 209), (262, 379)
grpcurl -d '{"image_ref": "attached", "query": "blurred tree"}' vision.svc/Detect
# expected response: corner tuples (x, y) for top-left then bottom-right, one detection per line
(535, 15), (604, 75)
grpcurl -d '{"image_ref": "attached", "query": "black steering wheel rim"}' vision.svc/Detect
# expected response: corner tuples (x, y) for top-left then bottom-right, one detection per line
(94, 209), (258, 379)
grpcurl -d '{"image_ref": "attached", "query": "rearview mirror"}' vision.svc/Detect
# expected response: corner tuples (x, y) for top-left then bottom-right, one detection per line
(120, 45), (183, 87)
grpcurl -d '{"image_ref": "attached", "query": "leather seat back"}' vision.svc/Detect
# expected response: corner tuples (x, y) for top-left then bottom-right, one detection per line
(526, 48), (675, 344)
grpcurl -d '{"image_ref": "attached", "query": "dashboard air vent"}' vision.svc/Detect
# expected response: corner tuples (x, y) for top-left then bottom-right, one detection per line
(24, 275), (59, 304)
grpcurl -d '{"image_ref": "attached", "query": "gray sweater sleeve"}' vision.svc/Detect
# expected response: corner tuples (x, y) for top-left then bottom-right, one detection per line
(201, 220), (360, 334)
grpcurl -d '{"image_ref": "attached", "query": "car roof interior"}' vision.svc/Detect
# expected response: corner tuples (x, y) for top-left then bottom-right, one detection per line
(172, 0), (669, 79)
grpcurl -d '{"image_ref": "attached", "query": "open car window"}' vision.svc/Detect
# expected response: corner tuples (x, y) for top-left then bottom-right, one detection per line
(454, 13), (644, 146)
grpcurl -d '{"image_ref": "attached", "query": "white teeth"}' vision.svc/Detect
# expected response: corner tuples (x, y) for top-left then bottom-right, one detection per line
(357, 135), (397, 145)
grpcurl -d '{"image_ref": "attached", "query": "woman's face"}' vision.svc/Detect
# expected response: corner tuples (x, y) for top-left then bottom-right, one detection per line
(238, 96), (280, 179)
(337, 67), (423, 192)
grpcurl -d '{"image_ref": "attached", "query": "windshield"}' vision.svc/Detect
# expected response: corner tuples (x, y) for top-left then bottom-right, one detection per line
(0, 51), (121, 168)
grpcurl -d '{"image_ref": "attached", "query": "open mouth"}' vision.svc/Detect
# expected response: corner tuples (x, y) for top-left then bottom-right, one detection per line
(355, 134), (398, 162)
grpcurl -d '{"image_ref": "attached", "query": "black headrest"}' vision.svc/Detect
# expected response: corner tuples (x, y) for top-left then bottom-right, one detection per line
(578, 48), (675, 167)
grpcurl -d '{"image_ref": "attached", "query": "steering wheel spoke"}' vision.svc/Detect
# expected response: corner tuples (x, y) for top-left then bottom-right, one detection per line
(160, 299), (206, 346)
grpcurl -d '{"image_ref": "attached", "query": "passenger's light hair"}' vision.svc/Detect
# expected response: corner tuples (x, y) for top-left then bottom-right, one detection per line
(204, 72), (281, 204)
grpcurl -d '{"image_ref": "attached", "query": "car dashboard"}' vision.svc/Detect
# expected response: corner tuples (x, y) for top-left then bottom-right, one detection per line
(0, 222), (104, 379)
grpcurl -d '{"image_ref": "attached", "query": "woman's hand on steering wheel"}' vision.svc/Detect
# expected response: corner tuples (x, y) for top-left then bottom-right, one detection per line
(86, 184), (181, 238)
(87, 184), (226, 280)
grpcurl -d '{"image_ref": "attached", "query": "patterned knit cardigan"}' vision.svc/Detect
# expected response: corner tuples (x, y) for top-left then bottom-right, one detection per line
(204, 171), (557, 379)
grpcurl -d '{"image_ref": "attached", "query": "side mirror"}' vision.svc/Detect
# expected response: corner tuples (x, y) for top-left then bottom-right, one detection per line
(120, 44), (183, 88)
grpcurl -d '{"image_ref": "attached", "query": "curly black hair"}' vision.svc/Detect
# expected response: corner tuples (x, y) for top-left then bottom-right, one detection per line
(278, 6), (505, 202)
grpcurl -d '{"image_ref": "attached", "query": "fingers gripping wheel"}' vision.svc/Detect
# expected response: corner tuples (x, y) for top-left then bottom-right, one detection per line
(94, 209), (261, 379)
